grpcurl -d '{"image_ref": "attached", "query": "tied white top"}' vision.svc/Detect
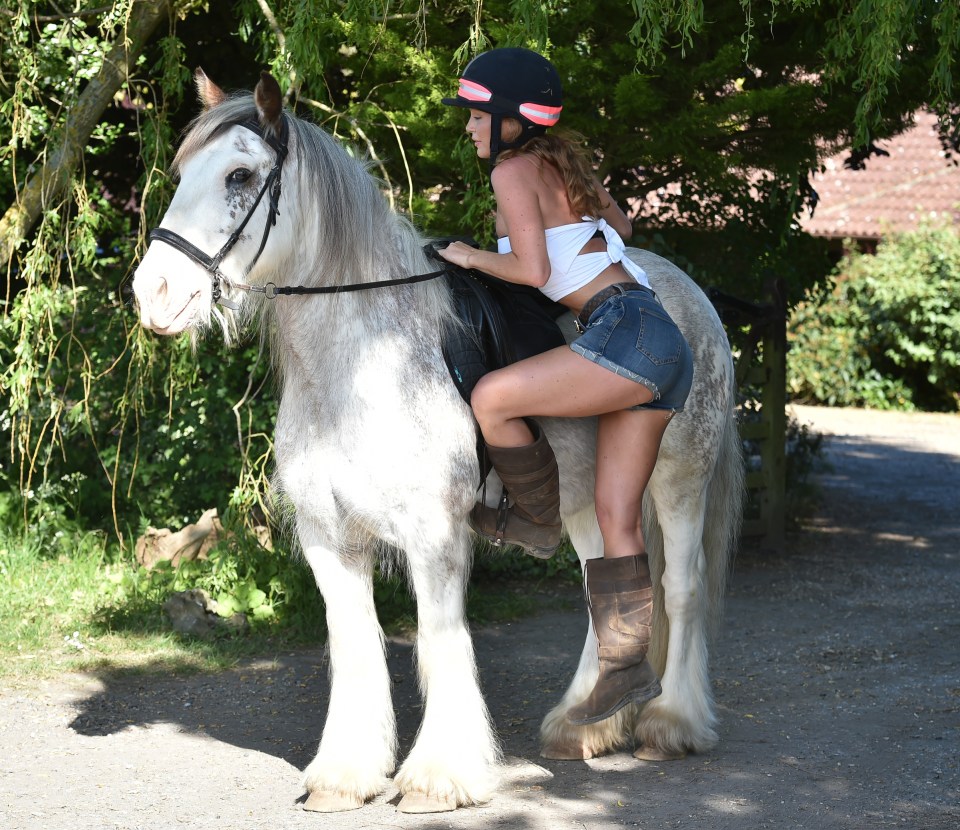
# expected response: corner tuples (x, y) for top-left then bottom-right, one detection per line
(497, 217), (650, 302)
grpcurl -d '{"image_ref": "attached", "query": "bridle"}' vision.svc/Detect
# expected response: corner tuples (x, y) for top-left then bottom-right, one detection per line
(148, 114), (448, 309)
(149, 116), (289, 308)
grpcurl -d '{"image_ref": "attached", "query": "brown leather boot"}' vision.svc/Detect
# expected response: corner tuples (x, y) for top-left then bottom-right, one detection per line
(470, 422), (562, 559)
(566, 554), (661, 724)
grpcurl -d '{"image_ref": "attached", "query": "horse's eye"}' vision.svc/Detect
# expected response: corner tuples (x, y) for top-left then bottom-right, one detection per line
(227, 168), (253, 185)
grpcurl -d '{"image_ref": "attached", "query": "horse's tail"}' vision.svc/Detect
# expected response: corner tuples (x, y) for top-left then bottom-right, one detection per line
(701, 388), (745, 634)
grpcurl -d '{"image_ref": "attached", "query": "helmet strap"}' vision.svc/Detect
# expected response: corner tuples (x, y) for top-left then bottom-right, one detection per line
(488, 112), (505, 172)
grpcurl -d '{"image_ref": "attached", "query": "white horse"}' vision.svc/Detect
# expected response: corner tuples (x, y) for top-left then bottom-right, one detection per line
(132, 72), (744, 814)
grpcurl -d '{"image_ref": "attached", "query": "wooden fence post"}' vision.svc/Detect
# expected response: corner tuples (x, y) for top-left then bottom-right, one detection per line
(710, 279), (788, 553)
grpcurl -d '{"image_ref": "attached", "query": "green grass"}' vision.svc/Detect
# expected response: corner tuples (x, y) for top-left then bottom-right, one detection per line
(0, 535), (237, 680)
(0, 532), (123, 678)
(0, 528), (577, 684)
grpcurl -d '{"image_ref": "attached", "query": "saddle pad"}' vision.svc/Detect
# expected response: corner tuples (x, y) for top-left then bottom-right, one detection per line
(441, 268), (566, 403)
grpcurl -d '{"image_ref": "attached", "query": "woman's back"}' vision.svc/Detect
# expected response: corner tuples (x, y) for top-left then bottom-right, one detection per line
(493, 153), (580, 237)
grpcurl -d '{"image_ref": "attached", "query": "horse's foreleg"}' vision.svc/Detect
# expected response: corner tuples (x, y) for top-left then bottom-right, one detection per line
(634, 492), (718, 760)
(394, 526), (499, 813)
(300, 536), (396, 812)
(539, 507), (635, 759)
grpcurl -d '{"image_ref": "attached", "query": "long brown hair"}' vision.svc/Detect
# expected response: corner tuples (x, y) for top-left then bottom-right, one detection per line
(497, 120), (604, 217)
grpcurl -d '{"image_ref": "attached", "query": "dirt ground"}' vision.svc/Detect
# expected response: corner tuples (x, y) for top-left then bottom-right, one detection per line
(1, 405), (958, 830)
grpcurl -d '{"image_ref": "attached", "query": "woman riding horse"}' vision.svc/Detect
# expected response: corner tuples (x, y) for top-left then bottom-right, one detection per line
(438, 48), (695, 725)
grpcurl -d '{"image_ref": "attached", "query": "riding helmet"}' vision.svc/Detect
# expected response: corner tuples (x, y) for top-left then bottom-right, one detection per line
(443, 47), (563, 166)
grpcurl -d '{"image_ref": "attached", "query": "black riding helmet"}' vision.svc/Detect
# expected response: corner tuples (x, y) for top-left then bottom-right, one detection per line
(442, 47), (563, 169)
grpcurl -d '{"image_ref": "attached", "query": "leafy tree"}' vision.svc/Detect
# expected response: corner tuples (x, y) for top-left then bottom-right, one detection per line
(0, 0), (269, 538)
(0, 1), (957, 538)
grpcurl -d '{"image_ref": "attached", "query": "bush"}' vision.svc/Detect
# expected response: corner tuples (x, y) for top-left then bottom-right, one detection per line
(788, 225), (960, 411)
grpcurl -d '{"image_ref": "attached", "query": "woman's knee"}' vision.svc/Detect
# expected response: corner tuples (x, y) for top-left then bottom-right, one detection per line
(470, 371), (509, 425)
(595, 501), (643, 543)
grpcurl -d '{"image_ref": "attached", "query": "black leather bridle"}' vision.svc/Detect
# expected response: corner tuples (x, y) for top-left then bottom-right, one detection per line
(148, 116), (290, 309)
(148, 114), (448, 308)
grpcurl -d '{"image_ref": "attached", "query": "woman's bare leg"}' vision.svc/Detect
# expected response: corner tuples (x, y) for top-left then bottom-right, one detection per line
(594, 408), (674, 558)
(471, 344), (676, 556)
(470, 345), (654, 447)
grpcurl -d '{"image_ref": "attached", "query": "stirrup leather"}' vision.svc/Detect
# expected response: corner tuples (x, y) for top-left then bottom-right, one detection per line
(493, 488), (510, 547)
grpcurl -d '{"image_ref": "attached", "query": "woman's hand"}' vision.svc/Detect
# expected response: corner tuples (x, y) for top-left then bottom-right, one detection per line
(437, 241), (476, 269)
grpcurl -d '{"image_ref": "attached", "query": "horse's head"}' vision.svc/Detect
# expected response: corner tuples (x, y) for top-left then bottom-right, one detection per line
(132, 70), (289, 336)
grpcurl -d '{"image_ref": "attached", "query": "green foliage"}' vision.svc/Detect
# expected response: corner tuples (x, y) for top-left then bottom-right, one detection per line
(788, 225), (960, 411)
(0, 1), (216, 537)
(822, 0), (958, 145)
(109, 524), (324, 637)
(0, 522), (326, 679)
(0, 253), (276, 536)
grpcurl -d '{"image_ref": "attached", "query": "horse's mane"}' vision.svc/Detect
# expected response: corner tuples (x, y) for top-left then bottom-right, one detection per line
(173, 93), (458, 348)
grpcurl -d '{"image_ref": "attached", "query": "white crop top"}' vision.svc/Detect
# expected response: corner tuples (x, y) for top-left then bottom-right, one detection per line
(497, 217), (650, 302)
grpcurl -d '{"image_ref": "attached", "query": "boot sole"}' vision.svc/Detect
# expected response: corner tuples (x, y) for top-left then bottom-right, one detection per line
(566, 680), (662, 725)
(472, 529), (559, 559)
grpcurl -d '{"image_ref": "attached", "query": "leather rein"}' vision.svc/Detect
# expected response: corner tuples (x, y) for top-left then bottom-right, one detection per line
(148, 115), (447, 309)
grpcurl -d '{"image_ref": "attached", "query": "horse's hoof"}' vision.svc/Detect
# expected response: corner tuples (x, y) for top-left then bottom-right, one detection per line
(540, 739), (596, 760)
(302, 790), (364, 812)
(633, 745), (687, 762)
(397, 791), (457, 813)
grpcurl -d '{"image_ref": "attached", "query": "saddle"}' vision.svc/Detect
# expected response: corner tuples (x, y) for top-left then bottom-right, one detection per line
(425, 240), (568, 484)
(425, 240), (567, 403)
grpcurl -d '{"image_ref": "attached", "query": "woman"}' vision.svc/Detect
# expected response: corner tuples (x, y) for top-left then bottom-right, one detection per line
(439, 48), (694, 725)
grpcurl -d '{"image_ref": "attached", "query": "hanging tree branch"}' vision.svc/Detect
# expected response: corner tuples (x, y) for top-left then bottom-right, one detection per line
(0, 4), (114, 23)
(0, 0), (174, 268)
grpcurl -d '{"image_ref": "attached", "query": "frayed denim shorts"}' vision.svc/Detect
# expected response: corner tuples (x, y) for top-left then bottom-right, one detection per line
(570, 285), (694, 412)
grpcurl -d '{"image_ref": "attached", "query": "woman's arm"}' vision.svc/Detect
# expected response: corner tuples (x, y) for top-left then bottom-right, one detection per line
(438, 158), (552, 287)
(594, 180), (633, 241)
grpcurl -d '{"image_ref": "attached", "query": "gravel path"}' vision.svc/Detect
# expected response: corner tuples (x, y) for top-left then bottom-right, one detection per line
(1, 405), (958, 830)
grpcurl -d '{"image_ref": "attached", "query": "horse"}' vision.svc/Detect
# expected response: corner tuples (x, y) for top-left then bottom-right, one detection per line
(132, 71), (744, 814)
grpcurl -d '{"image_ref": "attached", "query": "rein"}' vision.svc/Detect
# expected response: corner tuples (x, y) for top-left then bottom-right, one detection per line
(237, 268), (450, 300)
(148, 114), (449, 309)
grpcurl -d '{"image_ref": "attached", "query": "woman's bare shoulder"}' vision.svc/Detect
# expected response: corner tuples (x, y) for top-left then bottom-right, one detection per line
(492, 154), (541, 182)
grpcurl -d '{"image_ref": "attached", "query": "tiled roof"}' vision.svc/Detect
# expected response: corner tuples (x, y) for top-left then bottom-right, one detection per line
(800, 111), (960, 240)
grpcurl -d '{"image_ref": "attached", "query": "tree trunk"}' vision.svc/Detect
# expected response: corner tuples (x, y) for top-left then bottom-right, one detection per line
(0, 0), (173, 267)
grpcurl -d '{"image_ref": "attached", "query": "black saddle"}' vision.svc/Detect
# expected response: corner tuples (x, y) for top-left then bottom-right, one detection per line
(424, 239), (568, 403)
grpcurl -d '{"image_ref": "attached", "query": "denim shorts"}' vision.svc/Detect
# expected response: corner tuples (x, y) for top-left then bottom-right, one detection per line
(570, 285), (694, 412)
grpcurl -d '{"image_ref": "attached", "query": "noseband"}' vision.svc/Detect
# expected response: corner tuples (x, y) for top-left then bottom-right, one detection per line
(148, 116), (290, 308)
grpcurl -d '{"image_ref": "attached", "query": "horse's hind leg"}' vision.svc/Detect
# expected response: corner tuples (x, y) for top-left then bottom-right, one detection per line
(634, 485), (718, 760)
(539, 506), (635, 759)
(394, 525), (499, 813)
(300, 534), (396, 812)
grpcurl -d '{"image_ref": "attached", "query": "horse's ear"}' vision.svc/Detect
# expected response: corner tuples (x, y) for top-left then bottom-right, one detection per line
(254, 72), (284, 133)
(195, 67), (226, 110)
